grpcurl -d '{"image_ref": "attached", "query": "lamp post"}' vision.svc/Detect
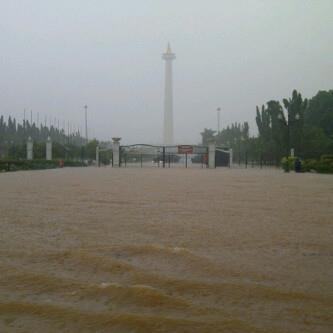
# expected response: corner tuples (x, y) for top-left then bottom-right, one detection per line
(10, 141), (15, 159)
(217, 107), (221, 134)
(84, 105), (88, 144)
(278, 112), (300, 156)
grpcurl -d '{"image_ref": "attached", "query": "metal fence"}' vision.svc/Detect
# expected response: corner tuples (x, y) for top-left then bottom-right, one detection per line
(119, 144), (208, 168)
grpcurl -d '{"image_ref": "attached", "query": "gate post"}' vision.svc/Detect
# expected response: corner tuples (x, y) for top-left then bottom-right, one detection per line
(96, 145), (100, 167)
(229, 148), (233, 168)
(162, 147), (166, 168)
(26, 136), (33, 160)
(208, 139), (216, 169)
(46, 136), (52, 161)
(112, 137), (121, 167)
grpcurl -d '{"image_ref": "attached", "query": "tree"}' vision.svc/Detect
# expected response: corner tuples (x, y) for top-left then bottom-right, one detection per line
(256, 104), (274, 160)
(255, 91), (308, 161)
(305, 90), (333, 138)
(266, 100), (286, 161)
(85, 139), (99, 160)
(282, 90), (307, 156)
(303, 90), (333, 157)
(201, 128), (216, 145)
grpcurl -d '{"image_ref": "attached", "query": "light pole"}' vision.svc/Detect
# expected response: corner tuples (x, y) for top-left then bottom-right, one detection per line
(278, 112), (300, 156)
(217, 107), (221, 134)
(23, 109), (26, 136)
(84, 105), (88, 144)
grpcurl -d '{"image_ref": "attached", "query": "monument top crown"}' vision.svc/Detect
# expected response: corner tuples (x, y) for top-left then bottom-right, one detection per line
(166, 42), (172, 54)
(162, 42), (175, 60)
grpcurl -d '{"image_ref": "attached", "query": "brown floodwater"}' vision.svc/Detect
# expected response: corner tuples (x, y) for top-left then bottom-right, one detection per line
(0, 167), (332, 332)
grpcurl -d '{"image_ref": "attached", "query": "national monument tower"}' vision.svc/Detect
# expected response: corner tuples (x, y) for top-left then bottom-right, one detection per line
(162, 43), (176, 145)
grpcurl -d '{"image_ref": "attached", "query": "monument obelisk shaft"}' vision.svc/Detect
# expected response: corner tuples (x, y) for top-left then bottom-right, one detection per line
(162, 43), (176, 145)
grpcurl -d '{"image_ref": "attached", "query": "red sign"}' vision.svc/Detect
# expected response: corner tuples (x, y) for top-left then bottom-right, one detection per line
(178, 145), (193, 154)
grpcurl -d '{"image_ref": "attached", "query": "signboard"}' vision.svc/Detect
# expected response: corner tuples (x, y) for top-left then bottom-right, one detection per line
(178, 145), (193, 154)
(193, 146), (208, 154)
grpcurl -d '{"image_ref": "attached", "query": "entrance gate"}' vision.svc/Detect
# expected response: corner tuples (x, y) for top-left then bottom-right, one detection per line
(215, 147), (232, 167)
(119, 144), (208, 168)
(98, 138), (233, 169)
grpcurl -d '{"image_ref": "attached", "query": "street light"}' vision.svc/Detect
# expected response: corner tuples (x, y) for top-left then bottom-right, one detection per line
(217, 107), (221, 134)
(84, 105), (88, 144)
(278, 112), (300, 156)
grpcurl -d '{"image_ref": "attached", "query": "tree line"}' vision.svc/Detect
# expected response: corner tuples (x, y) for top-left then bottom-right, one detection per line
(201, 89), (333, 164)
(0, 116), (102, 161)
(0, 116), (83, 146)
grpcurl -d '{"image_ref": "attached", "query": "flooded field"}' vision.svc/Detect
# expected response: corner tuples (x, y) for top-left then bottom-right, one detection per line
(0, 167), (332, 332)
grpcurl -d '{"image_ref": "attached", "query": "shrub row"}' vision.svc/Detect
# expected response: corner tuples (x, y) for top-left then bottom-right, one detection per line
(0, 159), (87, 172)
(302, 155), (333, 173)
(281, 155), (333, 174)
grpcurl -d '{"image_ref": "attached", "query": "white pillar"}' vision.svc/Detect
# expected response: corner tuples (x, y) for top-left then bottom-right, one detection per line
(290, 148), (295, 157)
(112, 137), (121, 167)
(26, 136), (33, 160)
(162, 43), (176, 145)
(208, 140), (216, 169)
(229, 148), (233, 168)
(46, 136), (52, 161)
(96, 145), (100, 167)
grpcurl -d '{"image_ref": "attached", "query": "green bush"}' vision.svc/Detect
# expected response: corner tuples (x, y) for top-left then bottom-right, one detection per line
(30, 160), (59, 170)
(302, 156), (333, 174)
(320, 154), (333, 162)
(281, 156), (296, 172)
(302, 159), (315, 172)
(63, 160), (87, 167)
(314, 160), (333, 173)
(0, 159), (87, 171)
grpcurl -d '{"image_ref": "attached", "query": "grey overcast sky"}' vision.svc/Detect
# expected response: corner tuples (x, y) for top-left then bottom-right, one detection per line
(1, 0), (332, 144)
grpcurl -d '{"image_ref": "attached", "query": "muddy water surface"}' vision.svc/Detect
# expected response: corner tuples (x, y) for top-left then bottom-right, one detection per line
(0, 168), (332, 332)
